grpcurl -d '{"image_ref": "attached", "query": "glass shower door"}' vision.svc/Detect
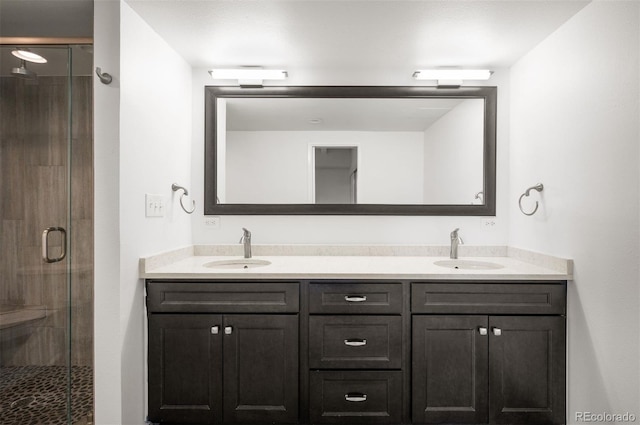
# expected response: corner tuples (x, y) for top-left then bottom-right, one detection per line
(0, 45), (94, 425)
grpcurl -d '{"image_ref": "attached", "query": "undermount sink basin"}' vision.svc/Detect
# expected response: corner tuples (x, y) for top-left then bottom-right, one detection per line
(204, 258), (272, 269)
(434, 259), (504, 270)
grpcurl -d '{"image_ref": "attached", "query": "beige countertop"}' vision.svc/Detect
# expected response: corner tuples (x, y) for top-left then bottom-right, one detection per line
(140, 245), (572, 281)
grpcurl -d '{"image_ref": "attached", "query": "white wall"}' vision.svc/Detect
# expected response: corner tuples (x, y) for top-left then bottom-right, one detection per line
(509, 2), (640, 422)
(191, 71), (510, 245)
(423, 99), (484, 204)
(225, 132), (310, 203)
(93, 1), (122, 423)
(355, 131), (424, 204)
(94, 2), (194, 424)
(225, 130), (424, 204)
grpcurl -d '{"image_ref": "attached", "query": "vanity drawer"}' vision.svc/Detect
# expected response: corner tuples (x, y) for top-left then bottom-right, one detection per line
(309, 316), (402, 369)
(309, 370), (402, 424)
(146, 280), (299, 313)
(411, 282), (566, 315)
(309, 282), (402, 314)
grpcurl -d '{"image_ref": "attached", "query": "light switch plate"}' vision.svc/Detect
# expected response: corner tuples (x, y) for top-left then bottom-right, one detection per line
(146, 194), (166, 217)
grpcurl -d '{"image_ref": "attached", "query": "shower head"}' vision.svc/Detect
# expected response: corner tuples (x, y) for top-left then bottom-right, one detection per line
(11, 60), (37, 80)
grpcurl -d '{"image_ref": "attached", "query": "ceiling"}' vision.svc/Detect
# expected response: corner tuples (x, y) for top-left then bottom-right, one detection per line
(226, 97), (468, 131)
(0, 0), (591, 82)
(0, 0), (93, 38)
(0, 0), (93, 77)
(126, 0), (590, 80)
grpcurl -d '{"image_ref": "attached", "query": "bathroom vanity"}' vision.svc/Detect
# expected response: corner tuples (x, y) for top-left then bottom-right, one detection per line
(142, 247), (570, 425)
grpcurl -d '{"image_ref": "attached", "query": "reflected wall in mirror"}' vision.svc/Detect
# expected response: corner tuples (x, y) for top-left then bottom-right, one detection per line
(205, 86), (496, 215)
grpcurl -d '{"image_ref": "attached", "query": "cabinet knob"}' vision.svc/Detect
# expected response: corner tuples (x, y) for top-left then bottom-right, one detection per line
(344, 295), (367, 303)
(345, 393), (367, 402)
(224, 326), (233, 335)
(211, 326), (219, 335)
(344, 338), (367, 347)
(492, 327), (502, 336)
(478, 327), (488, 336)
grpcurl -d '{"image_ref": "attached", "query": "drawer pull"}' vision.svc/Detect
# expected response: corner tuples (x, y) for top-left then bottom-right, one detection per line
(344, 339), (367, 347)
(345, 393), (367, 402)
(344, 295), (367, 303)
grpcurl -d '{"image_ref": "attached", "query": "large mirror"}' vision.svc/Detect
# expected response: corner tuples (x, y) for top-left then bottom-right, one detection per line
(205, 86), (496, 215)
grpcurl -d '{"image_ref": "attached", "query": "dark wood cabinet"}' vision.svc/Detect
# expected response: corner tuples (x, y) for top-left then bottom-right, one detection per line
(149, 313), (298, 424)
(488, 315), (566, 425)
(411, 282), (566, 425)
(309, 371), (402, 424)
(147, 279), (566, 425)
(309, 315), (402, 369)
(223, 314), (299, 424)
(148, 314), (223, 424)
(309, 282), (403, 314)
(147, 281), (299, 424)
(307, 282), (407, 424)
(412, 315), (489, 424)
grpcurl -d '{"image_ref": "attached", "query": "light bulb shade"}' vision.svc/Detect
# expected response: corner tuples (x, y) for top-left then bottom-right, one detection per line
(208, 68), (288, 80)
(11, 49), (47, 64)
(413, 69), (492, 81)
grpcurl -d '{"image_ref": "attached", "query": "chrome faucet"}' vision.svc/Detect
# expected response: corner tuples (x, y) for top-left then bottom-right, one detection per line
(450, 228), (463, 259)
(239, 227), (252, 258)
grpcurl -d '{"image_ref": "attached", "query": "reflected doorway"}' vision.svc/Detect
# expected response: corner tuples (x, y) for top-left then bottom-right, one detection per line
(313, 146), (358, 204)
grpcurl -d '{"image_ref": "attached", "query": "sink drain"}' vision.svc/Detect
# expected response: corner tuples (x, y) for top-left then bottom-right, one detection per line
(10, 396), (35, 408)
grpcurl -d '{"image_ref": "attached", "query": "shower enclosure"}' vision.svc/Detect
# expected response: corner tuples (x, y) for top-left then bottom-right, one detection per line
(0, 45), (94, 425)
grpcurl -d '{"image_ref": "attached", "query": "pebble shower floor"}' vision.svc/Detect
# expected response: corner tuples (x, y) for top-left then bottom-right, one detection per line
(0, 366), (93, 425)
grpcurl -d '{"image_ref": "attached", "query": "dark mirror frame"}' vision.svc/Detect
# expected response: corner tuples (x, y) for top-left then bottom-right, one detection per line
(204, 86), (496, 216)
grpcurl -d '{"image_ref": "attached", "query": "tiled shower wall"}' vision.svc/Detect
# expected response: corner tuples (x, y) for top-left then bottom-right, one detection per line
(0, 76), (93, 367)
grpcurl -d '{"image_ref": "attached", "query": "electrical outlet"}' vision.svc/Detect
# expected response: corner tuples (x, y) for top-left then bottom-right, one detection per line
(481, 218), (497, 228)
(145, 194), (166, 217)
(204, 216), (221, 229)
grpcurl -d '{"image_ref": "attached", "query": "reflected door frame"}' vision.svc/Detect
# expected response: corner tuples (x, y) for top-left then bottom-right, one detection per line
(308, 142), (361, 204)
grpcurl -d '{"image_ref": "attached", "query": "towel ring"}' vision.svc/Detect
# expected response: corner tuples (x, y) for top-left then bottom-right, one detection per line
(172, 183), (195, 214)
(518, 183), (544, 216)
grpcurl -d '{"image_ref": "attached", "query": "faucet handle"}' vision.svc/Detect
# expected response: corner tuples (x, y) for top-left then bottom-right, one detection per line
(450, 228), (463, 244)
(239, 227), (251, 243)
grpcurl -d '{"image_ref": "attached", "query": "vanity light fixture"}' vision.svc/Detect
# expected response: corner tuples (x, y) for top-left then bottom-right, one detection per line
(208, 67), (288, 87)
(11, 48), (47, 64)
(413, 69), (492, 87)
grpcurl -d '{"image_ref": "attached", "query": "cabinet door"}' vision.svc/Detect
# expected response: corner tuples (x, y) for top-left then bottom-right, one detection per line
(223, 314), (299, 424)
(412, 316), (489, 424)
(489, 316), (566, 425)
(148, 314), (223, 424)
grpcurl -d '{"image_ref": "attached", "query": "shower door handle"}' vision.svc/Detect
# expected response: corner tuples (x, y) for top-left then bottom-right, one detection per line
(42, 227), (67, 263)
